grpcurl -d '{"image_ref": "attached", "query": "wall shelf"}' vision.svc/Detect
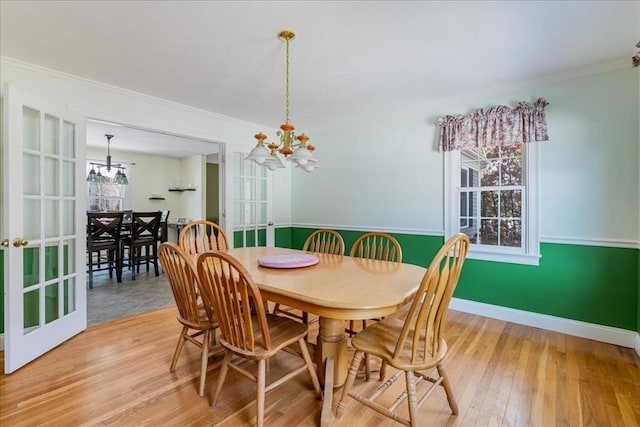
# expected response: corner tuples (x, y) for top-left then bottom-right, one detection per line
(168, 188), (196, 192)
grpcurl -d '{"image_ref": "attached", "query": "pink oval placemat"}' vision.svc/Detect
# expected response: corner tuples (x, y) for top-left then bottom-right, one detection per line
(257, 253), (319, 269)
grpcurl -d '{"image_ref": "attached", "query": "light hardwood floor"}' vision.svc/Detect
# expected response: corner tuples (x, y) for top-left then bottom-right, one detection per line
(1, 307), (639, 426)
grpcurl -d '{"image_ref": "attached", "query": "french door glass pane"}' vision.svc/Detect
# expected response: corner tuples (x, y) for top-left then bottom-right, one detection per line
(257, 202), (266, 223)
(45, 157), (59, 196)
(23, 199), (40, 240)
(22, 106), (40, 150)
(45, 199), (59, 238)
(62, 121), (75, 157)
(233, 177), (242, 199)
(256, 178), (266, 200)
(64, 278), (76, 315)
(63, 160), (75, 196)
(45, 283), (59, 324)
(44, 114), (60, 155)
(63, 240), (75, 275)
(258, 228), (266, 246)
(45, 244), (59, 281)
(234, 201), (242, 224)
(244, 230), (256, 247)
(23, 247), (40, 287)
(23, 153), (40, 196)
(246, 202), (255, 225)
(63, 200), (75, 236)
(24, 289), (40, 330)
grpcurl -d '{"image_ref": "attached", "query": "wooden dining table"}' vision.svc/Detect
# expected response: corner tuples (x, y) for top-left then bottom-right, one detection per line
(223, 246), (427, 425)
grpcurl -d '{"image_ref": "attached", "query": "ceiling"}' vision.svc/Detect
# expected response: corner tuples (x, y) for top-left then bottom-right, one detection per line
(1, 1), (639, 156)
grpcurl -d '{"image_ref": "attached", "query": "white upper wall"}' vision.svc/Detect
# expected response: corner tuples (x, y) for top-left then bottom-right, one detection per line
(294, 67), (640, 246)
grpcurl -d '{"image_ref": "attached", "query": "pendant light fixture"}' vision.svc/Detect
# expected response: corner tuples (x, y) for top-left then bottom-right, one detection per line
(86, 134), (129, 184)
(246, 30), (319, 172)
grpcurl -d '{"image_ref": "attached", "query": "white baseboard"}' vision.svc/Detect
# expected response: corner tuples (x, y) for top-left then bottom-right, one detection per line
(449, 297), (638, 350)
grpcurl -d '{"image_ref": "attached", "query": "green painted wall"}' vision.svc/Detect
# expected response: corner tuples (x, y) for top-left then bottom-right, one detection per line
(289, 227), (639, 332)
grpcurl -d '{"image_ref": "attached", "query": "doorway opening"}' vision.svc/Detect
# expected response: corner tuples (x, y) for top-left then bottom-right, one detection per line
(85, 119), (224, 326)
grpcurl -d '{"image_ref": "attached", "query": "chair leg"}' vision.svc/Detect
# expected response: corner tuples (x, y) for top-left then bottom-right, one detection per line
(88, 251), (94, 289)
(198, 330), (210, 397)
(437, 364), (458, 415)
(336, 350), (364, 419)
(380, 360), (387, 381)
(212, 351), (232, 406)
(405, 370), (419, 426)
(364, 353), (371, 381)
(170, 326), (188, 372)
(131, 246), (137, 280)
(298, 338), (322, 397)
(256, 359), (266, 427)
(153, 243), (160, 276)
(115, 246), (122, 283)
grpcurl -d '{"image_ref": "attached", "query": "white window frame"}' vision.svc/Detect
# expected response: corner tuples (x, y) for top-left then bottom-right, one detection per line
(444, 143), (540, 266)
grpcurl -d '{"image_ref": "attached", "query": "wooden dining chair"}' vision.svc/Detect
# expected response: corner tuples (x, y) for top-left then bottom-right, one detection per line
(346, 231), (403, 379)
(195, 251), (322, 427)
(272, 229), (345, 324)
(336, 233), (470, 426)
(158, 242), (222, 397)
(120, 211), (162, 280)
(178, 219), (228, 256)
(86, 211), (124, 289)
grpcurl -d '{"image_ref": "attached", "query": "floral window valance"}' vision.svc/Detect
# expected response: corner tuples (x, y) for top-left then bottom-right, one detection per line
(437, 98), (549, 152)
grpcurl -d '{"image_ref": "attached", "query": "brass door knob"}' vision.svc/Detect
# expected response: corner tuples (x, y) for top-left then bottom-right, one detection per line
(267, 221), (274, 226)
(12, 238), (28, 247)
(1, 239), (8, 248)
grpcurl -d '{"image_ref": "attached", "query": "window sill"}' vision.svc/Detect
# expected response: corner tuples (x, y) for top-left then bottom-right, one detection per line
(466, 249), (540, 266)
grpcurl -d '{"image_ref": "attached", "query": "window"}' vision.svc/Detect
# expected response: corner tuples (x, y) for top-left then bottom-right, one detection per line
(86, 163), (130, 211)
(445, 143), (539, 265)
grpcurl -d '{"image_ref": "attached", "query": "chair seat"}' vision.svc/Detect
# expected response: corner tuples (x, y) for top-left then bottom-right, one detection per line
(177, 303), (217, 331)
(90, 239), (118, 250)
(351, 318), (448, 372)
(122, 236), (156, 246)
(220, 313), (308, 360)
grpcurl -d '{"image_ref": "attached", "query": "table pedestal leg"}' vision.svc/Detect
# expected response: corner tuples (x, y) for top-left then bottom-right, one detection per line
(317, 317), (347, 427)
(316, 317), (349, 387)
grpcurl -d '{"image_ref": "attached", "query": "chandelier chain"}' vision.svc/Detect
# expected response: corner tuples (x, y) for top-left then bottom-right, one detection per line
(285, 36), (290, 124)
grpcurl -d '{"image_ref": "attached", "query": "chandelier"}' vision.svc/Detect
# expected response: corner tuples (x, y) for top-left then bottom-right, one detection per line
(86, 134), (129, 185)
(246, 30), (319, 172)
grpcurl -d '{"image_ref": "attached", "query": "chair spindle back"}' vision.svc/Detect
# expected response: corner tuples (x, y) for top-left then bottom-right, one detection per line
(179, 220), (229, 255)
(393, 233), (469, 364)
(350, 232), (402, 262)
(196, 251), (271, 352)
(303, 229), (345, 255)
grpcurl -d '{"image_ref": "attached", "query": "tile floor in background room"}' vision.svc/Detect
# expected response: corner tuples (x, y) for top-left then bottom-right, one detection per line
(87, 270), (175, 326)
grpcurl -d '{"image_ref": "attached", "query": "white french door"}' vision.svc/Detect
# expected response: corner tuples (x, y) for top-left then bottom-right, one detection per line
(224, 146), (274, 247)
(2, 85), (87, 373)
